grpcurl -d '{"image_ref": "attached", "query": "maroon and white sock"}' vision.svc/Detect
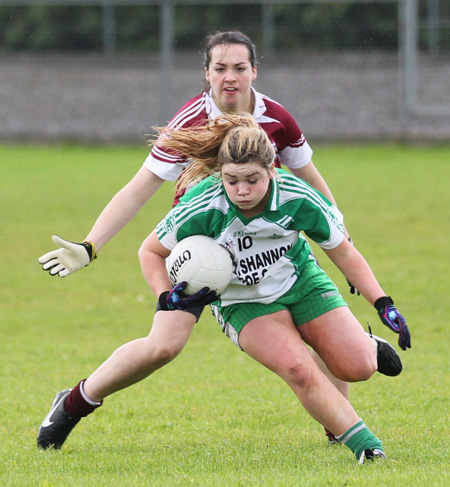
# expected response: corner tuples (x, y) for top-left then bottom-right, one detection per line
(64, 379), (102, 418)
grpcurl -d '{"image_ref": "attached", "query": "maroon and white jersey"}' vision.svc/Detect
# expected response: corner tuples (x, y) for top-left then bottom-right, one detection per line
(143, 88), (313, 204)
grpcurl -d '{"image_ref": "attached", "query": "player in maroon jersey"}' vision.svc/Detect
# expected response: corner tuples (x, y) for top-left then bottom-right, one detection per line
(38, 31), (403, 450)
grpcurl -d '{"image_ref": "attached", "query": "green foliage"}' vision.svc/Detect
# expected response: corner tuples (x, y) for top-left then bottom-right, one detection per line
(1, 143), (449, 486)
(3, 1), (449, 53)
(0, 5), (103, 51)
(272, 2), (398, 50)
(0, 4), (161, 52)
(114, 6), (160, 50)
(174, 4), (262, 50)
(0, 2), (402, 54)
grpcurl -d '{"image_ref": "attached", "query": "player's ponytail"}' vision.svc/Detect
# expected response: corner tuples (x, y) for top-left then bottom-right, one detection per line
(154, 112), (274, 192)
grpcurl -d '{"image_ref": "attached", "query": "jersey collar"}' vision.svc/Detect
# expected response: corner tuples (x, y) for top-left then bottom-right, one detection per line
(205, 88), (266, 120)
(252, 88), (268, 120)
(268, 174), (280, 211)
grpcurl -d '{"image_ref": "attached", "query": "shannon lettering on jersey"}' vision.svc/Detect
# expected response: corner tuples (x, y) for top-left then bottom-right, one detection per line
(236, 244), (292, 286)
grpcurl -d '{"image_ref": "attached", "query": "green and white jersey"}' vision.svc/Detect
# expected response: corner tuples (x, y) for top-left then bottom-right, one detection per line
(156, 169), (344, 306)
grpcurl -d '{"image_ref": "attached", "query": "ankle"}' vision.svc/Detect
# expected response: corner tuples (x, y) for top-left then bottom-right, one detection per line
(64, 380), (102, 417)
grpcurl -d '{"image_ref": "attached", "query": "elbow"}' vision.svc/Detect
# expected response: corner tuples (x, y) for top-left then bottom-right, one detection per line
(138, 244), (150, 268)
(137, 242), (145, 261)
(138, 243), (167, 273)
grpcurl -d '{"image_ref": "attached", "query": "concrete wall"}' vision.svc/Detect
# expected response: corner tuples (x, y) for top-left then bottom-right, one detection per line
(1, 52), (449, 144)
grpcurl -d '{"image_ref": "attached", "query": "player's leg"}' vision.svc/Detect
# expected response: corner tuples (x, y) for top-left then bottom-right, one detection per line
(37, 309), (199, 450)
(302, 307), (378, 449)
(238, 310), (384, 462)
(84, 309), (197, 401)
(312, 349), (349, 399)
(238, 310), (360, 435)
(293, 256), (402, 379)
(299, 306), (377, 383)
(311, 348), (349, 443)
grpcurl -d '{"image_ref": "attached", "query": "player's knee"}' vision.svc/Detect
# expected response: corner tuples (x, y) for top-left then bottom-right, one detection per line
(113, 339), (181, 373)
(286, 362), (317, 391)
(354, 345), (377, 380)
(145, 341), (183, 368)
(332, 353), (377, 382)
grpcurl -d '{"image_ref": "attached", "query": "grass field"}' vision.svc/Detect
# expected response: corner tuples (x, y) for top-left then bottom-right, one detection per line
(1, 143), (449, 486)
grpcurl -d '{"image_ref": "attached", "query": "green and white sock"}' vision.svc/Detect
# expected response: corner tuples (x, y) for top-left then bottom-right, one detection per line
(336, 419), (384, 460)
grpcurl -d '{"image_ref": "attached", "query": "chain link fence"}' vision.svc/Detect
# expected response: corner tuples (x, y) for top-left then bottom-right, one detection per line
(0, 0), (449, 142)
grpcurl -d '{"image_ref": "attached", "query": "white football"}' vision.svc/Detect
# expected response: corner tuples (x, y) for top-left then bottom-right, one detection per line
(168, 235), (233, 295)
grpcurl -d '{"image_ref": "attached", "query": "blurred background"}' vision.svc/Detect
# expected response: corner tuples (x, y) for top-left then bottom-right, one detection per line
(1, 0), (449, 143)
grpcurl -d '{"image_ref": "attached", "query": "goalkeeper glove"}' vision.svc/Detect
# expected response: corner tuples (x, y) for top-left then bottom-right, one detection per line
(375, 296), (411, 351)
(38, 235), (96, 278)
(158, 282), (217, 311)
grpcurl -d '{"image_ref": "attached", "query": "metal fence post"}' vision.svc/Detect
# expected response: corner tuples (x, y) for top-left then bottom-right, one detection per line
(262, 2), (275, 55)
(102, 1), (116, 57)
(399, 0), (418, 124)
(160, 0), (174, 125)
(426, 0), (440, 53)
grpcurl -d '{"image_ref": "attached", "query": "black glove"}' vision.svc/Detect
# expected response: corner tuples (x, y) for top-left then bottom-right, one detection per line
(346, 238), (360, 295)
(347, 279), (360, 296)
(158, 282), (217, 311)
(375, 296), (411, 351)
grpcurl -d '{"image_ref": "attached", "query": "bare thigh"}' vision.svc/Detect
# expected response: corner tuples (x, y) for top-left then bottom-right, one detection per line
(299, 307), (376, 382)
(236, 309), (362, 435)
(238, 310), (317, 381)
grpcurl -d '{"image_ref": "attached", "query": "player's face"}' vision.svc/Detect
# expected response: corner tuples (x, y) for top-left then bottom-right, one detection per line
(222, 161), (274, 217)
(205, 43), (257, 113)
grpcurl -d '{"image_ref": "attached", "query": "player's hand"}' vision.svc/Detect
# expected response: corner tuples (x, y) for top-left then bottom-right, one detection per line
(38, 235), (96, 278)
(375, 296), (411, 351)
(346, 237), (360, 295)
(347, 278), (360, 296)
(158, 282), (217, 311)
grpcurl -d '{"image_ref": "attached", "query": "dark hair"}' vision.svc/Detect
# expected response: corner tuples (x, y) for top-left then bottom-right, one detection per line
(203, 31), (257, 70)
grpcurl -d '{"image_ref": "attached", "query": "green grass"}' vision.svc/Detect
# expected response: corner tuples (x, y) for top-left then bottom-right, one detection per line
(1, 143), (449, 486)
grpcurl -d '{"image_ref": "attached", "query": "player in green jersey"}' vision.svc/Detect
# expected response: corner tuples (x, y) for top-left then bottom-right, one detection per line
(143, 113), (410, 463)
(37, 113), (410, 463)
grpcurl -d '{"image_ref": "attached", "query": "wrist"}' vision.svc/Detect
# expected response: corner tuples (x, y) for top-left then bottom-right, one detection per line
(158, 291), (170, 311)
(82, 241), (97, 262)
(374, 296), (394, 311)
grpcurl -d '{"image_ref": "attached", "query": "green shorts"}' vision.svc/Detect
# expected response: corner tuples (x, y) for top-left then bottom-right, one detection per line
(210, 258), (347, 349)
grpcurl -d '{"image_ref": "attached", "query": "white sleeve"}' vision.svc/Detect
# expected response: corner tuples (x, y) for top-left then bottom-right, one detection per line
(317, 206), (345, 250)
(279, 140), (313, 170)
(143, 148), (188, 182)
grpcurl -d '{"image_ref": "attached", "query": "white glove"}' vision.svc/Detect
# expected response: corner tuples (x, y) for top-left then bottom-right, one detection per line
(38, 235), (96, 277)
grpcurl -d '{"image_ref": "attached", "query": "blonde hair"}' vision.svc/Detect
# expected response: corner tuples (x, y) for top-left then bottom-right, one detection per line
(155, 112), (275, 192)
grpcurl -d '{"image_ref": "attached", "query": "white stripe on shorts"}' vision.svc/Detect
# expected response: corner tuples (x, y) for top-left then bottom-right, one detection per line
(210, 304), (242, 350)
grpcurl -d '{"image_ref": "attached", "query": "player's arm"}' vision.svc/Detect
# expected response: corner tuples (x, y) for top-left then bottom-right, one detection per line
(38, 167), (165, 277)
(290, 161), (350, 240)
(138, 230), (217, 311)
(323, 239), (411, 350)
(322, 238), (381, 304)
(281, 110), (355, 291)
(139, 230), (172, 297)
(292, 160), (361, 294)
(85, 166), (165, 251)
(275, 108), (343, 224)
